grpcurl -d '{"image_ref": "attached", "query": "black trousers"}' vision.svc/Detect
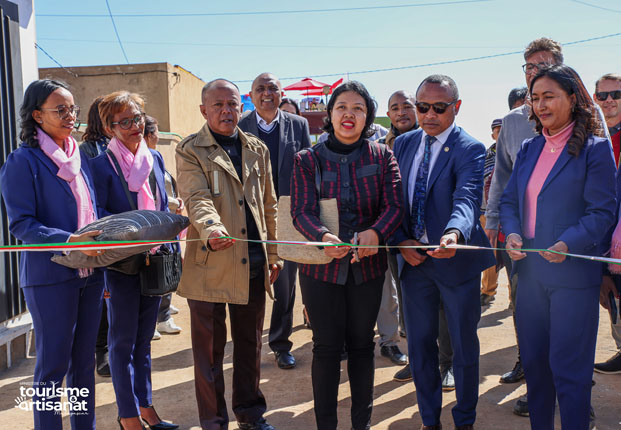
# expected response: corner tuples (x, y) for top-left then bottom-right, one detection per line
(268, 260), (298, 353)
(188, 273), (267, 430)
(300, 272), (384, 430)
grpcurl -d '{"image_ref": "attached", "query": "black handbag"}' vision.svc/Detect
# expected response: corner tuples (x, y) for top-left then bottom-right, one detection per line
(139, 247), (182, 296)
(106, 150), (182, 295)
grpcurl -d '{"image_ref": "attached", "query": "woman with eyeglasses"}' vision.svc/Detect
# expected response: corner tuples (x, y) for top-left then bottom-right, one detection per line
(89, 92), (178, 430)
(290, 81), (404, 430)
(0, 79), (104, 429)
(500, 64), (616, 429)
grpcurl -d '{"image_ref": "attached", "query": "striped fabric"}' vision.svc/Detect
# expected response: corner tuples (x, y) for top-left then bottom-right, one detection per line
(290, 140), (404, 285)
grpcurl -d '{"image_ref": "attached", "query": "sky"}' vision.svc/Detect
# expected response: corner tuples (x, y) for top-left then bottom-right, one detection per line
(33, 0), (621, 145)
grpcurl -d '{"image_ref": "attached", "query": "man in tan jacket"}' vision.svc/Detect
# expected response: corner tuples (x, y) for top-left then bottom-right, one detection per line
(176, 79), (282, 430)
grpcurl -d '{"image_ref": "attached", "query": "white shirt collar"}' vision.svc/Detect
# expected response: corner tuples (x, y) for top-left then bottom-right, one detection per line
(256, 110), (280, 132)
(420, 122), (455, 146)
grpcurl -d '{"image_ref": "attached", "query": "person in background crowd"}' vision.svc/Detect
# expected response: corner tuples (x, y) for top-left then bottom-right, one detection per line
(378, 90), (456, 391)
(80, 96), (110, 158)
(375, 90), (415, 368)
(239, 72), (311, 370)
(290, 81), (404, 430)
(507, 87), (528, 110)
(143, 115), (183, 340)
(500, 64), (615, 430)
(485, 38), (565, 414)
(279, 98), (300, 115)
(391, 74), (495, 430)
(480, 118), (503, 306)
(593, 73), (621, 375)
(79, 96), (112, 379)
(90, 92), (179, 430)
(176, 79), (281, 430)
(1, 79), (104, 430)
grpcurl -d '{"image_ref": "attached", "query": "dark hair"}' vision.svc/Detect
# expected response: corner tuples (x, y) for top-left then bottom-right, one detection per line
(279, 98), (300, 115)
(323, 81), (377, 139)
(524, 37), (563, 64)
(508, 87), (527, 110)
(595, 73), (621, 92)
(19, 79), (70, 148)
(529, 64), (604, 157)
(416, 74), (459, 100)
(82, 96), (107, 142)
(144, 115), (158, 138)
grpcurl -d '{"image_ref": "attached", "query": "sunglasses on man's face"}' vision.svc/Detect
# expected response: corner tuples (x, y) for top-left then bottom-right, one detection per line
(595, 90), (621, 102)
(415, 101), (457, 115)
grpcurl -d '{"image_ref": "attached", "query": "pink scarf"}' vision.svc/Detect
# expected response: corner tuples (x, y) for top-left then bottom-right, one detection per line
(106, 137), (156, 210)
(37, 127), (96, 277)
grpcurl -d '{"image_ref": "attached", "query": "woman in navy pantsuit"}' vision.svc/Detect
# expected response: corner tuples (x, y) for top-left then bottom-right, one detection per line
(0, 79), (104, 430)
(90, 92), (178, 430)
(500, 65), (617, 429)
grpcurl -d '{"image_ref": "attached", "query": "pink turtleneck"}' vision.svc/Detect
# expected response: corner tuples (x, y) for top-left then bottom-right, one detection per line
(523, 121), (575, 239)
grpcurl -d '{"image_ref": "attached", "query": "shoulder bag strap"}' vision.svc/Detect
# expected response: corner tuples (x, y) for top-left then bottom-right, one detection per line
(106, 149), (137, 211)
(309, 147), (322, 197)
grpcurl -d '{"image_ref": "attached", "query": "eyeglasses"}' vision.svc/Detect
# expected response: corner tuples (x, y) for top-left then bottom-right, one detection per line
(522, 62), (550, 74)
(39, 105), (80, 120)
(415, 101), (457, 115)
(595, 90), (621, 101)
(112, 113), (146, 130)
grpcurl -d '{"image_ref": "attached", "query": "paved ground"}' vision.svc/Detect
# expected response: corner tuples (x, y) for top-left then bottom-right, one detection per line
(1, 270), (620, 429)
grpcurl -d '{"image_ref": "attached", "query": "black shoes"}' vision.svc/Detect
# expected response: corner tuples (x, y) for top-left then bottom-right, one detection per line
(594, 350), (621, 374)
(480, 293), (495, 306)
(380, 345), (408, 365)
(275, 351), (296, 369)
(455, 426), (474, 429)
(238, 417), (275, 430)
(441, 366), (455, 392)
(142, 405), (179, 430)
(117, 416), (148, 430)
(513, 395), (529, 417)
(500, 360), (525, 383)
(393, 364), (413, 382)
(96, 351), (111, 377)
(421, 425), (442, 429)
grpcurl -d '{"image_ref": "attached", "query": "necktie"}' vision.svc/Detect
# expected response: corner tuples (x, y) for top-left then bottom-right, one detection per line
(411, 135), (435, 240)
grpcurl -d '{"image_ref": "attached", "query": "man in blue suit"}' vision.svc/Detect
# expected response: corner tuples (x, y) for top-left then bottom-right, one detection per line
(391, 75), (495, 430)
(239, 73), (311, 370)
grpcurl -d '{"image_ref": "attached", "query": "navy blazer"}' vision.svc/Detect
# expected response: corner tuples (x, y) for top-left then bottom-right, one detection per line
(89, 149), (169, 216)
(0, 145), (99, 287)
(500, 134), (617, 288)
(238, 110), (312, 196)
(390, 126), (495, 286)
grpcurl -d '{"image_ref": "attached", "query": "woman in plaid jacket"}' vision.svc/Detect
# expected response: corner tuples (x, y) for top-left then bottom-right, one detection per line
(290, 81), (404, 430)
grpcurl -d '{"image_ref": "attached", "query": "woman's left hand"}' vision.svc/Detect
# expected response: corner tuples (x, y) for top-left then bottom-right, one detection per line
(540, 241), (568, 263)
(355, 229), (380, 261)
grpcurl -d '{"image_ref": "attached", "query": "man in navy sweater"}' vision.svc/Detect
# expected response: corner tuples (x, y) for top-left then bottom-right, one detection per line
(239, 73), (312, 370)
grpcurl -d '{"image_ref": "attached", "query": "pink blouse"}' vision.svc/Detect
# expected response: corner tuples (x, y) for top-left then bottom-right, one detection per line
(523, 122), (575, 239)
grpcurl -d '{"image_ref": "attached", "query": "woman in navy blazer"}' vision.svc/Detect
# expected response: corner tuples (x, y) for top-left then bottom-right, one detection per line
(0, 80), (104, 429)
(500, 65), (616, 430)
(89, 92), (178, 430)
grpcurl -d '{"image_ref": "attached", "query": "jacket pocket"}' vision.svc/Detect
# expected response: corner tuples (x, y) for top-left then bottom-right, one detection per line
(194, 243), (210, 265)
(356, 164), (380, 178)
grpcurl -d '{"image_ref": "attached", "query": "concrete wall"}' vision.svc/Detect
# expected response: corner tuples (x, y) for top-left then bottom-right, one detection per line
(39, 62), (208, 177)
(39, 62), (172, 132)
(166, 64), (206, 139)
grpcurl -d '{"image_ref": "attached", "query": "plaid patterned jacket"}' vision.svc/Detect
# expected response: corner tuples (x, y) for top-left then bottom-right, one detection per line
(290, 140), (404, 285)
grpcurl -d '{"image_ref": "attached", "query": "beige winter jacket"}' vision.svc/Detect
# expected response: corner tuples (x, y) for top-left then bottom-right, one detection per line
(175, 123), (282, 304)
